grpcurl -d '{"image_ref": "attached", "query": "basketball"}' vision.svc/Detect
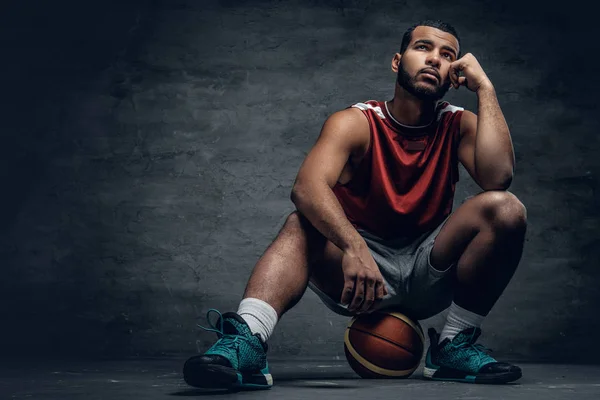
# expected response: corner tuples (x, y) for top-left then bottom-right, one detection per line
(344, 311), (425, 379)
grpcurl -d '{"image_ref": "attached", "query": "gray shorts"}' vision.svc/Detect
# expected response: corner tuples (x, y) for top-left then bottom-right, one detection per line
(307, 216), (456, 321)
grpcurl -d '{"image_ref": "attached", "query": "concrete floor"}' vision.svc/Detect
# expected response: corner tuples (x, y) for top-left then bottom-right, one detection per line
(2, 358), (600, 399)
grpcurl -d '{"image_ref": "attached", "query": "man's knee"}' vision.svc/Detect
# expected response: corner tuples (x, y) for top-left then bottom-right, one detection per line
(283, 210), (314, 233)
(479, 191), (527, 232)
(284, 210), (303, 230)
(280, 211), (325, 255)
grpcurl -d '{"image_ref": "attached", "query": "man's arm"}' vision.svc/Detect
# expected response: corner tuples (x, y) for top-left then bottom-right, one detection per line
(291, 107), (387, 312)
(290, 107), (368, 252)
(458, 83), (515, 191)
(449, 53), (515, 191)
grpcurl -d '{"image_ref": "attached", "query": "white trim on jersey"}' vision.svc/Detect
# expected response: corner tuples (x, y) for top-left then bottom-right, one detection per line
(352, 102), (386, 119)
(436, 103), (464, 121)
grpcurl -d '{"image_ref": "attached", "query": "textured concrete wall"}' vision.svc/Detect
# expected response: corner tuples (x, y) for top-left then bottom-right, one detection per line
(1, 0), (598, 362)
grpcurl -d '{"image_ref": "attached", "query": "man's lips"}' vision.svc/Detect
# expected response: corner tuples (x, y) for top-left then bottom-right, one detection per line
(420, 70), (440, 82)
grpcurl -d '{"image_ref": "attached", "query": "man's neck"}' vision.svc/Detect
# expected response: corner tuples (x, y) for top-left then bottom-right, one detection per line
(388, 88), (438, 127)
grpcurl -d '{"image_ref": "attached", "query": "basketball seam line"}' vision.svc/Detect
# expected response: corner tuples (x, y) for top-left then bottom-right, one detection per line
(383, 312), (425, 340)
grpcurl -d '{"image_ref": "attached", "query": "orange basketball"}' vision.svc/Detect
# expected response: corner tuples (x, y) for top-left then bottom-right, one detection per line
(344, 311), (425, 379)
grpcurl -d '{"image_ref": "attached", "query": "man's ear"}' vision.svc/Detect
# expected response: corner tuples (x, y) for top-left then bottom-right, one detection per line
(391, 53), (401, 73)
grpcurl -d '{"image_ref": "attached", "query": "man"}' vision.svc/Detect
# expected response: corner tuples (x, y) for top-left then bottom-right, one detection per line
(183, 19), (527, 389)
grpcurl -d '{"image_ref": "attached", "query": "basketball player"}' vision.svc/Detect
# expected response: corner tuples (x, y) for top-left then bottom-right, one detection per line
(183, 20), (527, 388)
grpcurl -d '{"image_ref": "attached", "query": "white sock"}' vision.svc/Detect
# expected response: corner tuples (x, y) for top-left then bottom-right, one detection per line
(439, 302), (486, 344)
(237, 298), (278, 343)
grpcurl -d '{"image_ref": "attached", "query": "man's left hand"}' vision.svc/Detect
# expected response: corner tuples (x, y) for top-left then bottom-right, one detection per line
(448, 53), (492, 92)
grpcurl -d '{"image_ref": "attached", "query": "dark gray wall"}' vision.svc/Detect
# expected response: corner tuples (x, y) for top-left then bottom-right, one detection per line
(1, 0), (598, 362)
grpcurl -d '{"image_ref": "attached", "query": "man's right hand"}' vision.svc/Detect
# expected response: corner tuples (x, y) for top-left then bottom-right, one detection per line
(340, 245), (388, 314)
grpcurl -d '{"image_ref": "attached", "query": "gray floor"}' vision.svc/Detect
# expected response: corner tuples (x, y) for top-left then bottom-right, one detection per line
(2, 358), (600, 399)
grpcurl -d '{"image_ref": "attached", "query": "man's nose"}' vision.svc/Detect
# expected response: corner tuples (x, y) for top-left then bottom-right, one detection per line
(426, 53), (441, 68)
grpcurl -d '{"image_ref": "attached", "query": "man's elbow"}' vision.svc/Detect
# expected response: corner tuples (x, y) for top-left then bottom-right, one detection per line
(290, 187), (300, 203)
(290, 184), (307, 203)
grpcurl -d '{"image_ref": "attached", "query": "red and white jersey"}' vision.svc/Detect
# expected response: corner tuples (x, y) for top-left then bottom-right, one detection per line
(332, 99), (464, 239)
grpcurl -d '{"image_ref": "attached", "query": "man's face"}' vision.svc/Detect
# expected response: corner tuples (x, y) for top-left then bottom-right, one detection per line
(395, 26), (459, 101)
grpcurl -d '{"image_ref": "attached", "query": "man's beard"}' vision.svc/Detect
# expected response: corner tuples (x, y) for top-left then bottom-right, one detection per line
(396, 59), (451, 101)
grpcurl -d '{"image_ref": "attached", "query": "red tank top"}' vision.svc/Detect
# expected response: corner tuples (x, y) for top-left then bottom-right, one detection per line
(332, 99), (464, 239)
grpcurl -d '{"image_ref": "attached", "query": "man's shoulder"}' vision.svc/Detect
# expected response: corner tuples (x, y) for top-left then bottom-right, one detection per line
(325, 105), (370, 133)
(323, 106), (371, 153)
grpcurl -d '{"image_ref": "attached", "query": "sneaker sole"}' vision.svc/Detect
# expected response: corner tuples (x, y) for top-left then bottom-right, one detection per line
(423, 366), (522, 384)
(183, 363), (273, 390)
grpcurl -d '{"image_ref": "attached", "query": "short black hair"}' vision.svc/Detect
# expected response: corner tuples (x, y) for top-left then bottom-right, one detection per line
(400, 20), (461, 57)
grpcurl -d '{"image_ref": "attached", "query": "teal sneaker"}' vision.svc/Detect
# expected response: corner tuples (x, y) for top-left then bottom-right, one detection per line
(423, 327), (522, 384)
(183, 309), (273, 390)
